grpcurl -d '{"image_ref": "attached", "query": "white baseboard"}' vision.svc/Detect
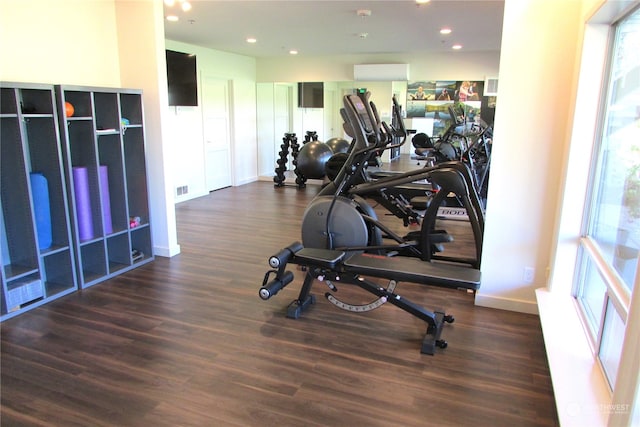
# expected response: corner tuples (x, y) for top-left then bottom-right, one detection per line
(153, 243), (181, 258)
(475, 293), (539, 315)
(236, 176), (258, 186)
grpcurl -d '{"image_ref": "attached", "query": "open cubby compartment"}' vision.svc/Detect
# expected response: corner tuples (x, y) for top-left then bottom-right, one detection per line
(123, 127), (150, 225)
(4, 273), (44, 312)
(1, 87), (18, 115)
(1, 119), (39, 276)
(67, 120), (104, 241)
(24, 116), (71, 250)
(42, 248), (76, 297)
(119, 92), (143, 126)
(67, 119), (97, 164)
(130, 225), (153, 262)
(97, 133), (128, 234)
(79, 240), (107, 286)
(94, 92), (120, 131)
(107, 233), (131, 273)
(61, 90), (93, 119)
(20, 87), (55, 115)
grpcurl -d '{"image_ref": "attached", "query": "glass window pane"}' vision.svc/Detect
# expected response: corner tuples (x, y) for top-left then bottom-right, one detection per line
(577, 254), (607, 336)
(588, 9), (640, 292)
(598, 299), (626, 389)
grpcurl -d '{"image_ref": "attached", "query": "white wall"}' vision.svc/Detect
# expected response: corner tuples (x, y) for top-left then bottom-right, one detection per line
(256, 51), (501, 83)
(0, 0), (180, 258)
(230, 79), (259, 186)
(164, 40), (257, 202)
(115, 0), (180, 258)
(477, 0), (584, 313)
(0, 0), (120, 86)
(256, 83), (277, 178)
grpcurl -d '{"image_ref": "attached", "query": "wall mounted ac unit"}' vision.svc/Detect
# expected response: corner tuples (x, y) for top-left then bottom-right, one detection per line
(353, 64), (410, 81)
(484, 77), (499, 96)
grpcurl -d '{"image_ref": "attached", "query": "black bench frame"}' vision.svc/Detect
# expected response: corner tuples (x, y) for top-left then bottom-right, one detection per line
(260, 243), (480, 355)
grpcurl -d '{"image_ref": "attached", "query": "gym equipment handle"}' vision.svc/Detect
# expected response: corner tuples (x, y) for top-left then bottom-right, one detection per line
(259, 270), (294, 300)
(268, 241), (303, 268)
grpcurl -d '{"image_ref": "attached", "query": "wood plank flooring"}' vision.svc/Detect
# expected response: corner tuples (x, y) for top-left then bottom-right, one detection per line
(1, 159), (558, 426)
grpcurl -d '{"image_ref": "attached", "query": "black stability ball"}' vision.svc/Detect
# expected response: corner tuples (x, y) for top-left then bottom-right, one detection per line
(325, 137), (350, 154)
(324, 152), (349, 181)
(296, 141), (333, 179)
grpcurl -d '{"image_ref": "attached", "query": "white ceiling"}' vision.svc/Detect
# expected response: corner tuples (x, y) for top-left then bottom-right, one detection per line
(163, 0), (505, 58)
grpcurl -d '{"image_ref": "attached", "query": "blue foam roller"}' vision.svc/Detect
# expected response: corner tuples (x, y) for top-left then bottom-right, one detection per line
(30, 172), (53, 250)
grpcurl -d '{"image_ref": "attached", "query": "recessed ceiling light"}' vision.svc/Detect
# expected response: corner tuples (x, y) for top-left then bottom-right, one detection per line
(289, 50), (298, 55)
(166, 15), (179, 22)
(164, 0), (175, 6)
(452, 44), (463, 50)
(246, 37), (257, 44)
(440, 28), (452, 35)
(181, 1), (191, 12)
(416, 0), (430, 4)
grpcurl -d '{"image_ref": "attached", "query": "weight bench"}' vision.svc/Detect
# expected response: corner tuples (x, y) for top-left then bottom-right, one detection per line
(259, 242), (481, 355)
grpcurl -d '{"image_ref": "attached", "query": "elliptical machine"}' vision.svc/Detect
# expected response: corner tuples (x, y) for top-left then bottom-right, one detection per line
(312, 94), (484, 268)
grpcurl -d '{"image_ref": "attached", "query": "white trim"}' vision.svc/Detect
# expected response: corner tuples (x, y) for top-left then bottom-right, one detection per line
(153, 243), (181, 258)
(474, 293), (539, 314)
(234, 176), (259, 186)
(609, 260), (640, 426)
(536, 288), (611, 427)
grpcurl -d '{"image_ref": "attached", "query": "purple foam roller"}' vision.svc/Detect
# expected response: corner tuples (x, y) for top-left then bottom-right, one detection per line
(72, 166), (93, 241)
(99, 165), (113, 234)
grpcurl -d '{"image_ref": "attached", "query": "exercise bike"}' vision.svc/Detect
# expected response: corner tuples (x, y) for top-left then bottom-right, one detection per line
(258, 92), (483, 355)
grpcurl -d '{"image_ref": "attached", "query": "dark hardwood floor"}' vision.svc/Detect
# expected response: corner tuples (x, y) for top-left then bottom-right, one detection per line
(1, 158), (559, 426)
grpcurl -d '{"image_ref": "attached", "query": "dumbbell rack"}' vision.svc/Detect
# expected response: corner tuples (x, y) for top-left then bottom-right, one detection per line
(273, 132), (306, 188)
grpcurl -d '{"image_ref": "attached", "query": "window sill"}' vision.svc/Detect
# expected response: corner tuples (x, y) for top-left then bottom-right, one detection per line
(536, 288), (611, 426)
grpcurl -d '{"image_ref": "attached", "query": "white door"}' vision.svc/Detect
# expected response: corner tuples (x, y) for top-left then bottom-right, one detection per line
(324, 88), (336, 140)
(202, 76), (232, 191)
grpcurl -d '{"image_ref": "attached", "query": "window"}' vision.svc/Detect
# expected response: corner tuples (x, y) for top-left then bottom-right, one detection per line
(575, 5), (640, 389)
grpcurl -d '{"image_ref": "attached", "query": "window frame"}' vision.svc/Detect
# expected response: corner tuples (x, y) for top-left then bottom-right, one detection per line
(541, 1), (640, 425)
(574, 4), (639, 383)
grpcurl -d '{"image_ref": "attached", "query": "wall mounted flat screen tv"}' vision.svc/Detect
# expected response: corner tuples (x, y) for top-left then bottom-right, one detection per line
(298, 82), (324, 108)
(166, 50), (198, 106)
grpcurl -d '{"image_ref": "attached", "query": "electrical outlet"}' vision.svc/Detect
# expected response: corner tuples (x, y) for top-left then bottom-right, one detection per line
(523, 267), (535, 283)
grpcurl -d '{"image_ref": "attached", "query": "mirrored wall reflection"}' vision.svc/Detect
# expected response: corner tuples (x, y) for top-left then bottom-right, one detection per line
(256, 79), (496, 180)
(256, 80), (408, 178)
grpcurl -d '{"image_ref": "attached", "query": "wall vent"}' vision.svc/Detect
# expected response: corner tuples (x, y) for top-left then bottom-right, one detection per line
(484, 77), (499, 96)
(176, 185), (189, 196)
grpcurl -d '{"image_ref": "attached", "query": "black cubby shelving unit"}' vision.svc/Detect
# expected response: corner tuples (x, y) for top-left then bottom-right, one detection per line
(56, 85), (154, 289)
(0, 82), (78, 320)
